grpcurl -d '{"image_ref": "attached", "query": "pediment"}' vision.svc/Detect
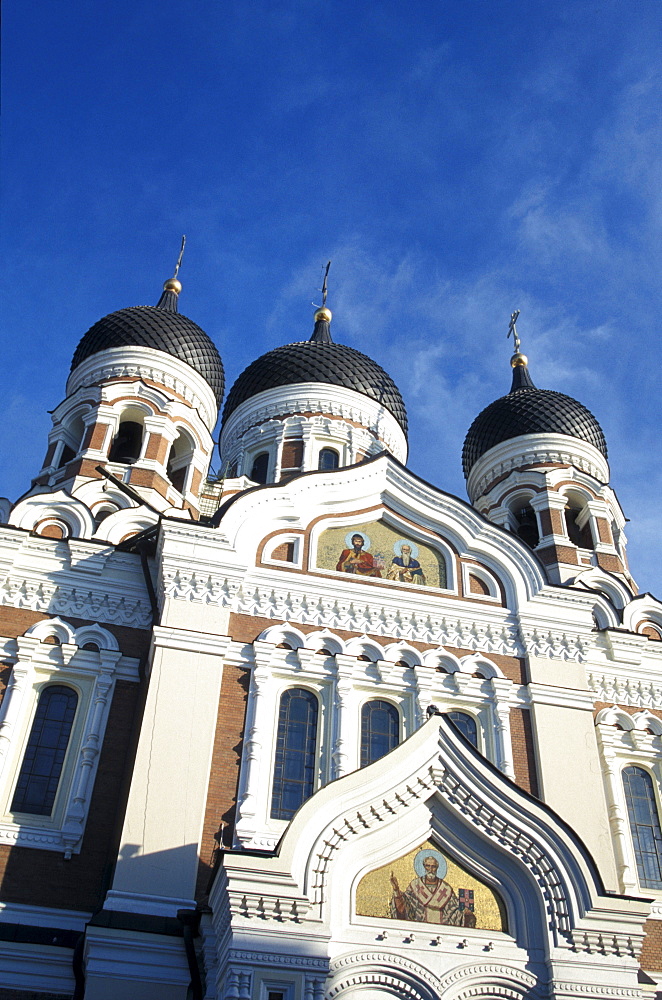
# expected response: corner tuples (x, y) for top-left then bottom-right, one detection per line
(217, 715), (648, 960)
(217, 453), (547, 608)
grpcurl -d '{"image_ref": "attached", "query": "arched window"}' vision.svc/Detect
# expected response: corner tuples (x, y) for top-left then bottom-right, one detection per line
(109, 418), (143, 464)
(270, 688), (318, 820)
(361, 700), (399, 767)
(57, 444), (77, 469)
(167, 429), (195, 493)
(92, 504), (119, 530)
(447, 710), (479, 749)
(564, 502), (594, 549)
(318, 447), (340, 471)
(11, 686), (78, 815)
(56, 414), (85, 468)
(250, 452), (269, 485)
(623, 765), (662, 889)
(513, 504), (539, 549)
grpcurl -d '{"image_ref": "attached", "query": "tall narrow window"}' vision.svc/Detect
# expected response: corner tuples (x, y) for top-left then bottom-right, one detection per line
(270, 688), (318, 820)
(57, 444), (76, 469)
(318, 448), (340, 471)
(167, 429), (195, 494)
(623, 765), (662, 889)
(361, 700), (399, 767)
(109, 420), (143, 464)
(11, 685), (78, 815)
(250, 452), (269, 484)
(447, 710), (479, 749)
(565, 504), (594, 549)
(513, 505), (539, 549)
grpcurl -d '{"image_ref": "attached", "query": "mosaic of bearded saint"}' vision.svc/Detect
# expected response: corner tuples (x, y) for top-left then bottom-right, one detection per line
(389, 849), (476, 927)
(387, 539), (426, 585)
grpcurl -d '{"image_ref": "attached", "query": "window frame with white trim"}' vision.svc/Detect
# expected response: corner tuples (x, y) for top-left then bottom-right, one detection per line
(0, 618), (134, 857)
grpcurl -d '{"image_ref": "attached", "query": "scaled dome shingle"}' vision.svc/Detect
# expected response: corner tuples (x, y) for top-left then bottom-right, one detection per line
(462, 364), (607, 478)
(70, 290), (225, 405)
(222, 318), (407, 435)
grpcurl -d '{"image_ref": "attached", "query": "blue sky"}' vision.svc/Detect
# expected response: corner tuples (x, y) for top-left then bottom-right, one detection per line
(1, 1), (660, 594)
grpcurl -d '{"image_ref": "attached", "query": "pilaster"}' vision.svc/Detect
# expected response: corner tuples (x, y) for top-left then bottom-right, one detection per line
(109, 625), (229, 911)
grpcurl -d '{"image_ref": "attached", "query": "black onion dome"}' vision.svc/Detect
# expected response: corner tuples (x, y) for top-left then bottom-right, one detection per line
(70, 283), (225, 405)
(222, 312), (407, 434)
(462, 361), (607, 478)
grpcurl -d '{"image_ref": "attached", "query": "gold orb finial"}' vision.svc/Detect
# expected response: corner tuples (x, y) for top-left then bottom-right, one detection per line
(510, 352), (528, 368)
(314, 306), (332, 323)
(163, 277), (182, 295)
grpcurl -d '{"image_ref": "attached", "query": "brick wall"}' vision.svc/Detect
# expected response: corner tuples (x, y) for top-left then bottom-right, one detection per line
(510, 707), (539, 797)
(195, 663), (250, 900)
(641, 918), (662, 971)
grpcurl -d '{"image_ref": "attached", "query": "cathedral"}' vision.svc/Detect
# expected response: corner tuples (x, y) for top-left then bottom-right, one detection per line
(0, 266), (661, 1000)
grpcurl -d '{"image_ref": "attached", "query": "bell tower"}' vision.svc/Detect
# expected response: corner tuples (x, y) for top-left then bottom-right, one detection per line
(20, 267), (224, 537)
(462, 315), (632, 587)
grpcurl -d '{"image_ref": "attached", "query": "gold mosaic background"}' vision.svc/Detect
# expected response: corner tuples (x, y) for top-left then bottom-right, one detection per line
(355, 839), (507, 931)
(316, 520), (446, 588)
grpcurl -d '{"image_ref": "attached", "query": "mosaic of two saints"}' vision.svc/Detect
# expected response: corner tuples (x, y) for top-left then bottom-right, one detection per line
(317, 521), (447, 589)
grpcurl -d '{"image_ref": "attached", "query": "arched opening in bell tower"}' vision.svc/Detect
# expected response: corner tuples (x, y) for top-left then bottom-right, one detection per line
(166, 428), (195, 494)
(108, 409), (145, 465)
(563, 491), (595, 550)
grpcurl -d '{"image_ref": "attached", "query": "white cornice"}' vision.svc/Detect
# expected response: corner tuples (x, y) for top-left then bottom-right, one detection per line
(467, 433), (610, 502)
(155, 463), (622, 660)
(151, 625), (231, 657)
(220, 382), (408, 463)
(66, 345), (219, 431)
(0, 527), (151, 629)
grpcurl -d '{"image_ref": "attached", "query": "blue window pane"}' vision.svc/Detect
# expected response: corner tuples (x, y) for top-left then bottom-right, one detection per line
(11, 686), (78, 816)
(361, 700), (399, 767)
(447, 711), (479, 749)
(250, 452), (269, 484)
(623, 765), (662, 890)
(271, 689), (318, 820)
(318, 448), (339, 471)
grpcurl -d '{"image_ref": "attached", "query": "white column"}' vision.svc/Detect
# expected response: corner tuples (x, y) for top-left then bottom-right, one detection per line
(490, 678), (515, 779)
(301, 424), (315, 473)
(585, 498), (616, 554)
(0, 638), (35, 778)
(332, 654), (356, 778)
(223, 967), (252, 1000)
(234, 642), (274, 846)
(305, 975), (326, 1000)
(530, 490), (568, 546)
(412, 663), (436, 728)
(272, 424), (286, 482)
(528, 656), (618, 890)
